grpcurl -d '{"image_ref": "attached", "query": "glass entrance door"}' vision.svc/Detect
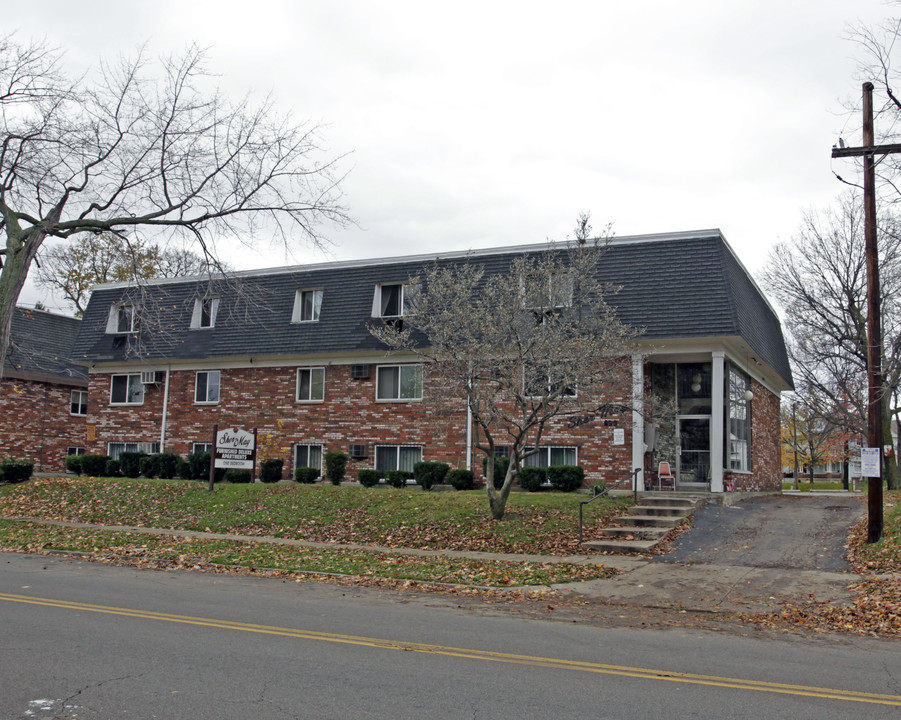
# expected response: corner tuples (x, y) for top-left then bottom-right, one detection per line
(678, 417), (710, 487)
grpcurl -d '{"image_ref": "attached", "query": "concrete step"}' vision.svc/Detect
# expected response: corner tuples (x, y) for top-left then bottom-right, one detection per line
(615, 514), (683, 528)
(630, 506), (689, 517)
(581, 538), (659, 553)
(596, 525), (670, 540)
(639, 496), (701, 509)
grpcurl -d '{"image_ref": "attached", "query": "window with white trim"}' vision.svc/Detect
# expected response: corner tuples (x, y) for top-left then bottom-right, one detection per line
(295, 444), (323, 472)
(66, 447), (85, 456)
(191, 297), (220, 329)
(374, 445), (422, 473)
(106, 304), (141, 334)
(292, 289), (323, 323)
(110, 374), (144, 405)
(107, 441), (160, 460)
(296, 367), (325, 402)
(376, 364), (423, 400)
(70, 390), (87, 416)
(375, 282), (420, 318)
(523, 446), (578, 468)
(525, 371), (577, 398)
(192, 442), (213, 454)
(727, 366), (751, 472)
(521, 272), (574, 309)
(195, 371), (220, 403)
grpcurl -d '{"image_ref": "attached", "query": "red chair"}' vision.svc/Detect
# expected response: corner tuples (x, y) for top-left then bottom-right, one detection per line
(656, 461), (675, 491)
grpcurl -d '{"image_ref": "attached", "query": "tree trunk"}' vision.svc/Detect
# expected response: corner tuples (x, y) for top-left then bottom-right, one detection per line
(486, 463), (517, 520)
(881, 400), (900, 490)
(0, 223), (46, 376)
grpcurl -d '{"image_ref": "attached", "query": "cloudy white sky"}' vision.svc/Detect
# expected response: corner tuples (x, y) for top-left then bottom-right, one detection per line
(10, 0), (892, 311)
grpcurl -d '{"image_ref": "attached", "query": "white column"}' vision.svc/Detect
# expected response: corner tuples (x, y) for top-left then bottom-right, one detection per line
(631, 354), (645, 491)
(710, 352), (725, 493)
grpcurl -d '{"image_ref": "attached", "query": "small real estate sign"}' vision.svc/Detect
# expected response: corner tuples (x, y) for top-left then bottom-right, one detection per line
(214, 427), (256, 469)
(861, 447), (881, 478)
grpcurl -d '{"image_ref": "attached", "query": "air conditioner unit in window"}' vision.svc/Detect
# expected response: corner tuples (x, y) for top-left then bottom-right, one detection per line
(351, 364), (371, 380)
(140, 370), (164, 384)
(349, 444), (368, 459)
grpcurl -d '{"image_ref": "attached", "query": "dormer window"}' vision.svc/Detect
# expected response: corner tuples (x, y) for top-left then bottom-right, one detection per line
(106, 304), (141, 334)
(521, 272), (574, 309)
(292, 289), (323, 323)
(375, 282), (419, 318)
(191, 297), (220, 329)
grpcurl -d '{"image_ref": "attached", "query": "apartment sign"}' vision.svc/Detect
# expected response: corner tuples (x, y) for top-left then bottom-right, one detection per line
(214, 427), (256, 469)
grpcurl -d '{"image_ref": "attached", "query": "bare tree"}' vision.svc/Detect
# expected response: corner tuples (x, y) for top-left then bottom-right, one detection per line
(35, 233), (219, 316)
(371, 217), (639, 520)
(0, 35), (348, 370)
(781, 390), (850, 486)
(761, 193), (901, 489)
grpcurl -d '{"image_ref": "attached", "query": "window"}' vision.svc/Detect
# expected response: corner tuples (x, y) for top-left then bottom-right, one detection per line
(376, 282), (419, 318)
(107, 304), (141, 334)
(70, 390), (87, 416)
(295, 444), (323, 471)
(525, 371), (577, 398)
(66, 447), (85, 456)
(727, 366), (751, 472)
(524, 446), (578, 468)
(296, 367), (325, 402)
(522, 272), (573, 309)
(195, 371), (221, 403)
(107, 441), (160, 460)
(375, 445), (422, 474)
(192, 442), (213, 454)
(191, 297), (220, 329)
(292, 289), (323, 323)
(110, 374), (144, 404)
(376, 364), (423, 400)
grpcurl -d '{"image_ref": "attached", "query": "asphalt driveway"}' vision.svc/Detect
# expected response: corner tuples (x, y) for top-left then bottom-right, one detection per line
(655, 494), (866, 571)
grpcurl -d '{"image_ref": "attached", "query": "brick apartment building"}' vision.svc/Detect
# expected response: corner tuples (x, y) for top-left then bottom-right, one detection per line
(68, 230), (793, 493)
(0, 307), (88, 471)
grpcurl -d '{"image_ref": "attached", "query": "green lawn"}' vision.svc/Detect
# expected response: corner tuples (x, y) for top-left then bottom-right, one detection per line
(0, 476), (632, 587)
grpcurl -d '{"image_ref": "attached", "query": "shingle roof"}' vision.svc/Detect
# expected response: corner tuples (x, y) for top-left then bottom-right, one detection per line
(71, 230), (792, 388)
(5, 307), (87, 384)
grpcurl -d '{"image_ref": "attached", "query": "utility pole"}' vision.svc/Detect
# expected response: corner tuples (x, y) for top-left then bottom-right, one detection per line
(831, 82), (901, 542)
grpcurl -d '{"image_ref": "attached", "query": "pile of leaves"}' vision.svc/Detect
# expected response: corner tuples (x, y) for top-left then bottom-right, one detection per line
(0, 477), (633, 556)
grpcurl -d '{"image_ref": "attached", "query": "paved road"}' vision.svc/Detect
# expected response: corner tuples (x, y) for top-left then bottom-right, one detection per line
(1, 552), (900, 719)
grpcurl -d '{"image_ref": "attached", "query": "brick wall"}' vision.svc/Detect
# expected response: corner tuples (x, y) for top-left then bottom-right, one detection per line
(0, 378), (87, 471)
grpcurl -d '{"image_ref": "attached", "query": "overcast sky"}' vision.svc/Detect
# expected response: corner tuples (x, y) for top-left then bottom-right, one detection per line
(11, 0), (891, 311)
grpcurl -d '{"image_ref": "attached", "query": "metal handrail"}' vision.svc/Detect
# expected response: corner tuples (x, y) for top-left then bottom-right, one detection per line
(579, 468), (642, 544)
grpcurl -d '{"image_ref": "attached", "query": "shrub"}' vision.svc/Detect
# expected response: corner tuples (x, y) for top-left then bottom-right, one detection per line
(413, 461), (450, 491)
(482, 454), (510, 490)
(64, 454), (83, 475)
(259, 458), (284, 483)
(385, 470), (411, 488)
(224, 468), (252, 483)
(140, 454), (160, 478)
(105, 459), (121, 477)
(518, 467), (546, 492)
(294, 466), (320, 484)
(118, 451), (145, 478)
(357, 468), (382, 487)
(446, 468), (475, 490)
(547, 465), (585, 492)
(156, 453), (180, 479)
(324, 452), (348, 485)
(177, 458), (191, 479)
(79, 454), (111, 477)
(0, 459), (34, 483)
(186, 451), (225, 483)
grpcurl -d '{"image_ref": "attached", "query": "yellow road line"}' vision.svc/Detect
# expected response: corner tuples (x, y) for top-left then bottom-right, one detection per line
(2, 591), (898, 706)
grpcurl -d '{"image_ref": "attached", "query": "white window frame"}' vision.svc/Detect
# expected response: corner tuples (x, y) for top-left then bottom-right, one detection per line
(296, 367), (325, 403)
(292, 289), (323, 323)
(523, 446), (578, 468)
(521, 272), (574, 310)
(373, 282), (420, 318)
(109, 374), (144, 405)
(374, 445), (422, 474)
(191, 297), (220, 329)
(106, 304), (141, 334)
(195, 371), (221, 404)
(376, 364), (423, 401)
(107, 441), (160, 461)
(294, 444), (323, 473)
(70, 389), (88, 416)
(66, 446), (85, 456)
(727, 366), (751, 472)
(192, 442), (214, 454)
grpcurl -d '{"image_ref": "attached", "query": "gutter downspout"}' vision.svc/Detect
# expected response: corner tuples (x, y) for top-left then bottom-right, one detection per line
(466, 376), (473, 470)
(159, 367), (171, 452)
